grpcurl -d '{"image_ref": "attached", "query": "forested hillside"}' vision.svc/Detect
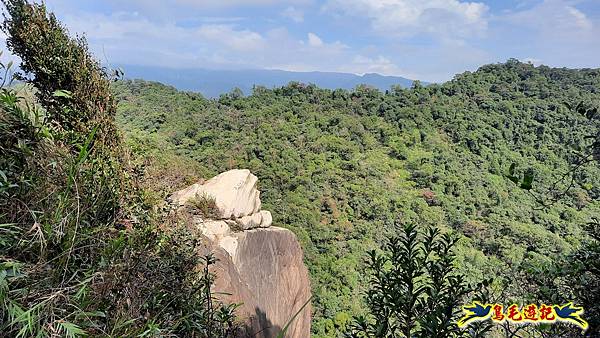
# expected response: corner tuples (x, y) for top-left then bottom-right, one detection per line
(114, 60), (600, 337)
(2, 0), (599, 336)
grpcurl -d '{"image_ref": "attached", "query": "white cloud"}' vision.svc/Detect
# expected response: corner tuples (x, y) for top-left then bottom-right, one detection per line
(282, 6), (304, 22)
(45, 0), (312, 24)
(33, 0), (598, 84)
(347, 55), (405, 75)
(494, 0), (599, 70)
(323, 0), (489, 39)
(565, 6), (593, 30)
(506, 0), (594, 34)
(307, 32), (323, 46)
(44, 9), (405, 79)
(197, 25), (266, 51)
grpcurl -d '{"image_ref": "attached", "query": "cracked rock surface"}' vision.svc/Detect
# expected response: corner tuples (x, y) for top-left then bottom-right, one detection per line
(170, 169), (311, 338)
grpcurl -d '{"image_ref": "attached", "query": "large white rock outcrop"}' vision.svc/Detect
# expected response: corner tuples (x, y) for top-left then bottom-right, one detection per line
(169, 169), (311, 338)
(170, 169), (261, 219)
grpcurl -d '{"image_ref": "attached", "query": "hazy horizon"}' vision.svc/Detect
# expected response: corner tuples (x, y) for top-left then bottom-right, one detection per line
(116, 63), (419, 97)
(1, 0), (597, 83)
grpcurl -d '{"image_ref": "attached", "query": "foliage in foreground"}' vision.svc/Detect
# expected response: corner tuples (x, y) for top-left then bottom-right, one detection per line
(345, 223), (491, 338)
(566, 218), (600, 336)
(0, 1), (239, 336)
(1, 0), (600, 337)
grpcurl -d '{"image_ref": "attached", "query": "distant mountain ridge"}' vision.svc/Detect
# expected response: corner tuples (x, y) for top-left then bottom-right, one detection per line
(117, 65), (420, 98)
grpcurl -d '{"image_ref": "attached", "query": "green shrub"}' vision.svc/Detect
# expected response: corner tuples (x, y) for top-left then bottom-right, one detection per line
(0, 1), (240, 337)
(345, 223), (489, 338)
(187, 193), (221, 219)
(2, 0), (120, 149)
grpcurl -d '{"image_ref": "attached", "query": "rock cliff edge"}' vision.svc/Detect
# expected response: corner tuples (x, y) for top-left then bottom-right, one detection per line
(169, 169), (311, 338)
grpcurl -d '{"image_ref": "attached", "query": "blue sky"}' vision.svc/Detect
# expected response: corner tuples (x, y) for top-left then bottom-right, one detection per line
(3, 0), (600, 82)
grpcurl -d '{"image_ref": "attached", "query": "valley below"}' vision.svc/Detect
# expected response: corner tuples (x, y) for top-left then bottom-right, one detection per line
(113, 62), (600, 337)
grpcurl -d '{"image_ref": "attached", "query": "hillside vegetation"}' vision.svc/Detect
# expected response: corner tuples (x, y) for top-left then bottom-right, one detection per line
(2, 0), (600, 336)
(114, 61), (600, 336)
(1, 1), (239, 337)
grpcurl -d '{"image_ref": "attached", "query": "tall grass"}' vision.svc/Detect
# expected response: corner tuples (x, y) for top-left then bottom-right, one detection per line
(0, 1), (242, 336)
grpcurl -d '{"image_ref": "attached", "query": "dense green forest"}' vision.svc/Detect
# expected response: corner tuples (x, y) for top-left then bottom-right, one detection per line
(2, 0), (600, 337)
(114, 62), (600, 337)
